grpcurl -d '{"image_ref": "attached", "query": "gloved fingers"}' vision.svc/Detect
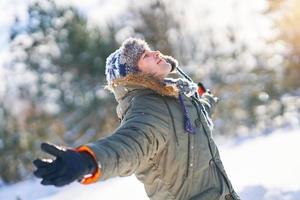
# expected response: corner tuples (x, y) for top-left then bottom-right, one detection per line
(41, 178), (54, 186)
(41, 142), (65, 157)
(40, 176), (70, 187)
(38, 168), (68, 186)
(33, 159), (54, 178)
(33, 160), (63, 178)
(42, 170), (64, 182)
(33, 158), (52, 168)
(203, 91), (215, 99)
(50, 175), (73, 187)
(214, 96), (220, 103)
(197, 82), (206, 91)
(206, 89), (211, 94)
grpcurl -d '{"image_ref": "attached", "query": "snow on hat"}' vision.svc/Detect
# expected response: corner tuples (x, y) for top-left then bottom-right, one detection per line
(105, 37), (178, 84)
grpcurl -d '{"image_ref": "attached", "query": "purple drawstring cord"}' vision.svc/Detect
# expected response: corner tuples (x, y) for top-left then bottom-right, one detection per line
(178, 93), (196, 134)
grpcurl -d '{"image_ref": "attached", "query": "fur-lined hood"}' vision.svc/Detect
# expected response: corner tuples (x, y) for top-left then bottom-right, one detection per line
(106, 73), (180, 102)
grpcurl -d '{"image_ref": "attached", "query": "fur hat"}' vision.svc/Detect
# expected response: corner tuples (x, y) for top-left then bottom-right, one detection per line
(105, 37), (178, 84)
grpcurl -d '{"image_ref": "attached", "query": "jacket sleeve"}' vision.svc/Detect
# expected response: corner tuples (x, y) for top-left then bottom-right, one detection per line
(83, 95), (171, 181)
(199, 91), (219, 116)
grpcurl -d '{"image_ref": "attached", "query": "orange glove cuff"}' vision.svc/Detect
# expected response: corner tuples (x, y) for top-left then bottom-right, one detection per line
(76, 145), (101, 184)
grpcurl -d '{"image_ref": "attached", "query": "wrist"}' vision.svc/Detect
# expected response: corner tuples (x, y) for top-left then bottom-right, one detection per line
(75, 145), (101, 184)
(80, 151), (97, 175)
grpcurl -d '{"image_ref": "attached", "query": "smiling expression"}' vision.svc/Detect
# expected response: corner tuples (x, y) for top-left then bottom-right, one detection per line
(137, 50), (172, 80)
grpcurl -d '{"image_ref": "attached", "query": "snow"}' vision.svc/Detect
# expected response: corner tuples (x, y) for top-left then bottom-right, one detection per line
(0, 127), (299, 200)
(220, 127), (300, 200)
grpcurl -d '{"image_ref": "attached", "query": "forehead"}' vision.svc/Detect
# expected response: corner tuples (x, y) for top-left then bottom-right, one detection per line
(139, 50), (152, 63)
(143, 49), (155, 54)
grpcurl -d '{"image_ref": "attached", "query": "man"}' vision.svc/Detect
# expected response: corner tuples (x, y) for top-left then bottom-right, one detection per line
(33, 38), (240, 200)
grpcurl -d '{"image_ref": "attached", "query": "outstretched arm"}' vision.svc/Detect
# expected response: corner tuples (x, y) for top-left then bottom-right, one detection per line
(33, 95), (170, 186)
(83, 95), (170, 181)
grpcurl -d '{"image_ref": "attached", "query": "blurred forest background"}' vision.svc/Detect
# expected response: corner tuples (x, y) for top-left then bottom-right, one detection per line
(0, 0), (299, 184)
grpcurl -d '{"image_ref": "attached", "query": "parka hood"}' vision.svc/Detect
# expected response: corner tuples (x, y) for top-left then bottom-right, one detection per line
(106, 73), (180, 102)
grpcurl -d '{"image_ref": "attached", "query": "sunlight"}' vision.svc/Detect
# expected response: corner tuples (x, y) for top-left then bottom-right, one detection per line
(277, 0), (300, 52)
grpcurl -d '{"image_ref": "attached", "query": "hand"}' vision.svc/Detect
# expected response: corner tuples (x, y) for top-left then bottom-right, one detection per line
(33, 143), (96, 187)
(203, 90), (219, 103)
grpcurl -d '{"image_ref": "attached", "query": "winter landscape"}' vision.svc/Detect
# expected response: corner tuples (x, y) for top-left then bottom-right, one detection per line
(1, 0), (299, 199)
(0, 126), (299, 200)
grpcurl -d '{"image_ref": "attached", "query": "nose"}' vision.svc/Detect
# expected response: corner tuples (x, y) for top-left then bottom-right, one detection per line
(153, 50), (161, 58)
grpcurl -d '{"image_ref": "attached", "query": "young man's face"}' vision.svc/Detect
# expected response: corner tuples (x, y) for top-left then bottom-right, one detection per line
(137, 50), (172, 80)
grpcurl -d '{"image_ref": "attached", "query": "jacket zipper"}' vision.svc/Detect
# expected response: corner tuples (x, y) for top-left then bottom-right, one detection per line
(186, 132), (190, 178)
(191, 97), (235, 196)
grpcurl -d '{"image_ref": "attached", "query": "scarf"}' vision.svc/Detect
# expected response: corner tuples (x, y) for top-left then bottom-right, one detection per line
(164, 78), (198, 134)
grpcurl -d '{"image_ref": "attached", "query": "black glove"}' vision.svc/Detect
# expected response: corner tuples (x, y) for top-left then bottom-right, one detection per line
(33, 142), (97, 187)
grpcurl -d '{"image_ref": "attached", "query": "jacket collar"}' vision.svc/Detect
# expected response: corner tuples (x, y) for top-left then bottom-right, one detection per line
(106, 73), (179, 102)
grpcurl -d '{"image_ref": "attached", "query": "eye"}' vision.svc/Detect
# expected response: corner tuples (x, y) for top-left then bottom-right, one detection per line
(143, 54), (149, 59)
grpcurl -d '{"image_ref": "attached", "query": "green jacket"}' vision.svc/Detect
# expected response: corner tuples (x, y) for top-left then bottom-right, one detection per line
(85, 74), (240, 200)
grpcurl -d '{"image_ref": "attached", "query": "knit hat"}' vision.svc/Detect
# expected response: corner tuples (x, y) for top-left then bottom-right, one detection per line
(105, 37), (178, 84)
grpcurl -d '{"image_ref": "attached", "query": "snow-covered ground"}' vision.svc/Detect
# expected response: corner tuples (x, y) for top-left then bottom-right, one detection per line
(0, 127), (299, 200)
(220, 127), (300, 200)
